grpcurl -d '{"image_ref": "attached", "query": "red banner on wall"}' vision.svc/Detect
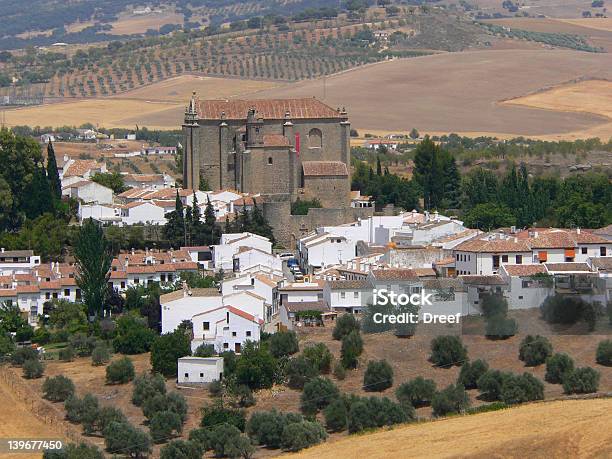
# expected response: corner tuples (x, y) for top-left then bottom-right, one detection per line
(295, 132), (300, 156)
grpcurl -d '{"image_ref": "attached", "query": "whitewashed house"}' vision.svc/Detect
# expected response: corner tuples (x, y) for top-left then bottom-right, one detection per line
(323, 279), (370, 314)
(212, 233), (273, 271)
(160, 288), (223, 334)
(0, 249), (41, 275)
(62, 180), (113, 204)
(191, 305), (263, 354)
(79, 204), (121, 224)
(232, 247), (282, 273)
(499, 264), (553, 310)
(177, 357), (224, 384)
(120, 202), (166, 226)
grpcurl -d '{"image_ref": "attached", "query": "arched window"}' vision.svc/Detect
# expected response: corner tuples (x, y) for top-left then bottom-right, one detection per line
(308, 128), (322, 149)
(268, 157), (273, 165)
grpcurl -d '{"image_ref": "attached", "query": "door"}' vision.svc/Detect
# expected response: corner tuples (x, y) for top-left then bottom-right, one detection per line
(235, 342), (241, 353)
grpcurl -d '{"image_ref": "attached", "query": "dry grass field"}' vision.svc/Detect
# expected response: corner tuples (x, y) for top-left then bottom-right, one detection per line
(4, 75), (283, 130)
(503, 79), (612, 140)
(289, 398), (612, 459)
(453, 0), (601, 18)
(110, 11), (184, 35)
(255, 49), (612, 140)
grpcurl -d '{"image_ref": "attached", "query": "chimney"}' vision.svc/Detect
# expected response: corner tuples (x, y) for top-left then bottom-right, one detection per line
(0, 248), (4, 253)
(131, 248), (135, 255)
(534, 231), (539, 238)
(576, 227), (581, 234)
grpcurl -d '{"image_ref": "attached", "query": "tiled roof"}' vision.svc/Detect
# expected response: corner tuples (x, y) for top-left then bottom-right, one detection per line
(63, 159), (99, 178)
(455, 237), (531, 253)
(544, 263), (592, 273)
(434, 257), (456, 266)
(302, 161), (348, 177)
(327, 279), (369, 290)
(253, 274), (281, 288)
(263, 134), (290, 147)
(371, 269), (418, 281)
(16, 285), (40, 294)
(160, 288), (220, 303)
(529, 232), (577, 249)
(284, 301), (329, 313)
(0, 250), (34, 257)
(422, 278), (466, 292)
(39, 280), (61, 289)
(225, 305), (264, 325)
(413, 268), (437, 277)
(0, 289), (17, 297)
(502, 265), (547, 276)
(591, 257), (612, 271)
(461, 275), (506, 285)
(594, 224), (612, 237)
(197, 98), (343, 120)
(123, 174), (164, 183)
(126, 265), (157, 274)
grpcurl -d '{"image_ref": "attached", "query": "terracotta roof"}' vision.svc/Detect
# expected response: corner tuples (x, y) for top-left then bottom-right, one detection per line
(594, 224), (612, 237)
(63, 159), (100, 178)
(422, 278), (466, 292)
(529, 232), (577, 249)
(16, 285), (40, 294)
(110, 271), (128, 279)
(302, 161), (348, 177)
(171, 261), (199, 271)
(591, 257), (612, 271)
(0, 249), (34, 257)
(434, 257), (456, 266)
(413, 268), (437, 277)
(455, 237), (531, 253)
(253, 274), (281, 288)
(371, 269), (419, 281)
(123, 174), (164, 183)
(0, 289), (17, 297)
(327, 279), (369, 290)
(39, 280), (61, 289)
(60, 278), (77, 287)
(263, 134), (290, 147)
(284, 301), (329, 313)
(197, 98), (343, 120)
(544, 263), (592, 273)
(461, 275), (506, 285)
(126, 265), (157, 274)
(160, 288), (220, 303)
(225, 305), (264, 325)
(502, 265), (547, 277)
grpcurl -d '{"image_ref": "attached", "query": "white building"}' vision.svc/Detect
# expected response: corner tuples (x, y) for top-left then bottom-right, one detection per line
(212, 233), (273, 271)
(499, 264), (552, 310)
(122, 173), (175, 190)
(177, 357), (223, 384)
(0, 249), (41, 275)
(62, 180), (113, 204)
(79, 204), (122, 224)
(233, 247), (282, 273)
(120, 202), (167, 226)
(160, 288), (223, 334)
(298, 233), (355, 273)
(323, 279), (370, 314)
(191, 305), (263, 354)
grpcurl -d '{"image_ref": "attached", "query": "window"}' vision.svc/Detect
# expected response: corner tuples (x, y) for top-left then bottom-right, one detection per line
(226, 312), (230, 323)
(308, 128), (322, 148)
(203, 321), (210, 331)
(268, 157), (273, 165)
(492, 255), (500, 269)
(64, 289), (70, 297)
(518, 295), (523, 300)
(582, 247), (588, 255)
(45, 292), (50, 299)
(456, 254), (459, 261)
(601, 247), (607, 256)
(160, 274), (166, 282)
(502, 255), (508, 263)
(121, 281), (126, 289)
(354, 292), (359, 298)
(52, 292), (58, 299)
(246, 331), (251, 337)
(232, 331), (237, 337)
(340, 292), (346, 299)
(200, 373), (204, 378)
(134, 278), (140, 284)
(184, 373), (189, 378)
(516, 255), (522, 264)
(76, 289), (81, 300)
(223, 343), (229, 349)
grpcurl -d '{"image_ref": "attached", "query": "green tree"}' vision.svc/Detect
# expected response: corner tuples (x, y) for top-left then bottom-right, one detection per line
(395, 376), (437, 408)
(463, 203), (516, 231)
(42, 375), (75, 402)
(519, 335), (552, 367)
(562, 367), (600, 394)
(160, 440), (202, 459)
(341, 330), (363, 369)
(363, 359), (393, 391)
(105, 357), (135, 384)
(234, 341), (277, 390)
(23, 358), (44, 378)
(22, 160), (54, 220)
(430, 335), (468, 368)
(90, 172), (127, 194)
(431, 384), (469, 417)
(46, 141), (62, 200)
(150, 410), (183, 443)
(74, 219), (112, 318)
(413, 136), (445, 209)
(113, 313), (155, 354)
(132, 372), (166, 406)
(150, 330), (191, 377)
(457, 359), (489, 389)
(333, 313), (360, 340)
(103, 421), (151, 457)
(280, 420), (327, 452)
(545, 353), (575, 384)
(201, 401), (246, 431)
(164, 189), (185, 247)
(301, 377), (339, 416)
(596, 340), (612, 366)
(268, 331), (299, 358)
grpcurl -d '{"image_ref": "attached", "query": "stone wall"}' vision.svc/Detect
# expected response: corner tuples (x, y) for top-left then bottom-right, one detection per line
(302, 174), (350, 209)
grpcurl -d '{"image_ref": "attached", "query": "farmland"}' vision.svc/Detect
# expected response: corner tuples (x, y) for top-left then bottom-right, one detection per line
(291, 398), (612, 459)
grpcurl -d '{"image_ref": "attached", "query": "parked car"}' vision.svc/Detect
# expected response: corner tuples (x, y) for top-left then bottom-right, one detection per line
(279, 252), (294, 260)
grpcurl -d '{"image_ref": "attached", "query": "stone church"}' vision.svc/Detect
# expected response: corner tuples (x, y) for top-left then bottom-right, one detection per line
(182, 94), (373, 246)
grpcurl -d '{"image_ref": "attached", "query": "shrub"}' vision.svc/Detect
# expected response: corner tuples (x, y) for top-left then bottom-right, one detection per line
(233, 384), (255, 408)
(150, 410), (183, 443)
(11, 346), (38, 365)
(333, 361), (346, 380)
(234, 341), (277, 390)
(430, 335), (468, 368)
(201, 401), (246, 431)
(545, 353), (575, 384)
(347, 396), (410, 433)
(95, 406), (127, 434)
(223, 434), (255, 459)
(341, 330), (363, 369)
(143, 392), (188, 423)
(363, 359), (393, 391)
(485, 315), (518, 339)
(281, 420), (327, 452)
(150, 330), (191, 377)
(457, 359), (489, 389)
(562, 367), (600, 394)
(480, 292), (509, 318)
(207, 423), (242, 457)
(395, 376), (437, 408)
(302, 343), (333, 373)
(541, 294), (595, 328)
(105, 357), (135, 384)
(58, 346), (75, 362)
(188, 428), (212, 452)
(501, 373), (544, 405)
(333, 313), (360, 340)
(595, 340), (612, 366)
(23, 358), (44, 379)
(286, 355), (318, 389)
(269, 331), (299, 358)
(477, 370), (510, 401)
(431, 384), (470, 417)
(42, 375), (75, 402)
(64, 393), (99, 427)
(301, 377), (339, 416)
(132, 372), (166, 406)
(519, 335), (552, 366)
(247, 409), (303, 448)
(208, 379), (223, 397)
(160, 440), (202, 459)
(43, 442), (104, 459)
(91, 344), (111, 366)
(103, 421), (151, 457)
(193, 343), (214, 357)
(323, 398), (349, 432)
(69, 333), (97, 357)
(113, 313), (155, 354)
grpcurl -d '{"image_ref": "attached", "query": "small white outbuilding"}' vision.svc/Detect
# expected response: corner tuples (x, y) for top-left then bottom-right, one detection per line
(177, 357), (224, 385)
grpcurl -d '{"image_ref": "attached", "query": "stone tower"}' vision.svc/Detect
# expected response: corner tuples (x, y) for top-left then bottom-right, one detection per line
(182, 91), (200, 189)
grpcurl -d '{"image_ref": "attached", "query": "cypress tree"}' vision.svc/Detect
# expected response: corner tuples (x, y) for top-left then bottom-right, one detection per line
(22, 160), (54, 219)
(250, 199), (275, 244)
(46, 141), (61, 200)
(376, 156), (382, 176)
(163, 190), (186, 247)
